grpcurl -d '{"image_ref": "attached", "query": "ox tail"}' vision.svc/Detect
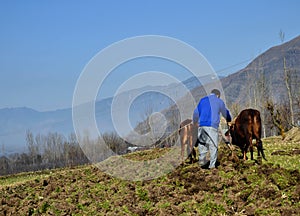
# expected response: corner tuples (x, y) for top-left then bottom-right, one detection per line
(257, 140), (267, 161)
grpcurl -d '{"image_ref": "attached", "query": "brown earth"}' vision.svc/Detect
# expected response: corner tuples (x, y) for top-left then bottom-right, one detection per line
(0, 139), (300, 215)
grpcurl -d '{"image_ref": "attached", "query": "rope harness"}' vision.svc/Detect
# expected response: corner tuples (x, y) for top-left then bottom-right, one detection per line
(152, 121), (194, 148)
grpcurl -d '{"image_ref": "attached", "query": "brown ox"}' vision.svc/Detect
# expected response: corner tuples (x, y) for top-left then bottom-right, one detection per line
(227, 109), (267, 161)
(179, 119), (198, 164)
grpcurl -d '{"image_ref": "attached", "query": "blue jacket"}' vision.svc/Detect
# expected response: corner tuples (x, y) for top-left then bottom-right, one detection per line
(193, 93), (231, 129)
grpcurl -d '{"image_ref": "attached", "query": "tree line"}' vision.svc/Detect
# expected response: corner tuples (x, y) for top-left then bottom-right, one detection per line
(0, 131), (89, 176)
(0, 130), (133, 176)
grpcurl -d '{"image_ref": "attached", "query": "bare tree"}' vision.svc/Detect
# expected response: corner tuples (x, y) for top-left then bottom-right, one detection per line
(135, 103), (159, 145)
(256, 70), (271, 137)
(102, 132), (127, 154)
(280, 30), (295, 126)
(0, 155), (10, 175)
(288, 68), (300, 126)
(266, 100), (286, 139)
(26, 130), (39, 165)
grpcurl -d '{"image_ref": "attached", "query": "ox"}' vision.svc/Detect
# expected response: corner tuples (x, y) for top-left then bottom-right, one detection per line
(179, 119), (198, 164)
(226, 109), (267, 161)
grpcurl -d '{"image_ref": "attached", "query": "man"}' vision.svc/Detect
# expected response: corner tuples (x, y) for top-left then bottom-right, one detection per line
(193, 89), (231, 169)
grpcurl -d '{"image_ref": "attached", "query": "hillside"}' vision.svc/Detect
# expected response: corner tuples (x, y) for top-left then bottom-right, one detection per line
(1, 134), (299, 215)
(222, 35), (300, 107)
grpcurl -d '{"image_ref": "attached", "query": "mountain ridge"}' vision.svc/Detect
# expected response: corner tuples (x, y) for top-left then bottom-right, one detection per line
(221, 35), (300, 107)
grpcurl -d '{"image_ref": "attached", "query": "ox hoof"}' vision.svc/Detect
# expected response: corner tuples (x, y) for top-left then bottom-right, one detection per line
(256, 156), (262, 165)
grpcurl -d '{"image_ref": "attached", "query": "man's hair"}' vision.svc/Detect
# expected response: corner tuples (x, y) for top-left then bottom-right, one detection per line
(211, 89), (221, 97)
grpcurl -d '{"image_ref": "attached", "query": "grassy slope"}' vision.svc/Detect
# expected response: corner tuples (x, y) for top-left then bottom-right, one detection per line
(0, 134), (299, 216)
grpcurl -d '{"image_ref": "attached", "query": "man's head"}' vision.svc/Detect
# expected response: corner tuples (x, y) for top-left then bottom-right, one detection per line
(211, 89), (221, 98)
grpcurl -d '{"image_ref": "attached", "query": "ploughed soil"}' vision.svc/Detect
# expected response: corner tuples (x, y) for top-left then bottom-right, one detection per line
(0, 132), (300, 215)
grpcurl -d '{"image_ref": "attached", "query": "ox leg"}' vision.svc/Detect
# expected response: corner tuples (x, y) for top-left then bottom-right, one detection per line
(241, 144), (247, 161)
(242, 146), (248, 161)
(186, 145), (195, 164)
(243, 135), (253, 161)
(180, 136), (185, 164)
(257, 139), (267, 161)
(250, 147), (254, 160)
(192, 147), (196, 162)
(189, 134), (196, 163)
(187, 140), (192, 163)
(181, 143), (185, 164)
(249, 137), (254, 160)
(256, 139), (262, 164)
(187, 143), (191, 163)
(257, 139), (261, 157)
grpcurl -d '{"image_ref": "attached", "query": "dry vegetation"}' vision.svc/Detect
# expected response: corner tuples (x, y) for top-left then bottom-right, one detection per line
(0, 128), (300, 216)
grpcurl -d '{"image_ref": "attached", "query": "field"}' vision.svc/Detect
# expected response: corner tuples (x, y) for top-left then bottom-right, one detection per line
(0, 128), (300, 216)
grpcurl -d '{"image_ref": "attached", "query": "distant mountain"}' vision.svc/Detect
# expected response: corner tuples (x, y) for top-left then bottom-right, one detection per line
(185, 35), (300, 110)
(0, 107), (73, 154)
(222, 35), (300, 107)
(0, 74), (214, 154)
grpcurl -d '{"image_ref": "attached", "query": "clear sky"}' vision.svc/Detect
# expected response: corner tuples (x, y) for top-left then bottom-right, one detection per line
(0, 0), (299, 111)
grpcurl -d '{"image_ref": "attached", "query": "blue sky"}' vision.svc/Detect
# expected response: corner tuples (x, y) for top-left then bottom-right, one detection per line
(0, 0), (299, 111)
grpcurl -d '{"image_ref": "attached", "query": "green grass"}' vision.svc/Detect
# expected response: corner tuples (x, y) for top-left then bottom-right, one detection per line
(263, 136), (300, 171)
(0, 170), (52, 188)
